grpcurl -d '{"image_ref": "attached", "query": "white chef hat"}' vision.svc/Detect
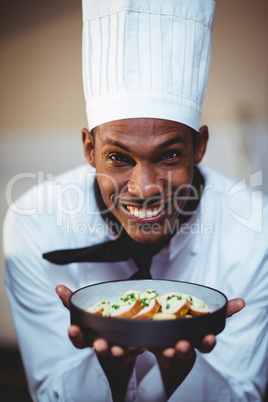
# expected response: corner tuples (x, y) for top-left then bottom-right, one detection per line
(82, 0), (216, 131)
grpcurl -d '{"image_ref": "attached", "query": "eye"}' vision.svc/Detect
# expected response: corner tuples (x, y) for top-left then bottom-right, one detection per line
(159, 150), (181, 161)
(108, 153), (132, 164)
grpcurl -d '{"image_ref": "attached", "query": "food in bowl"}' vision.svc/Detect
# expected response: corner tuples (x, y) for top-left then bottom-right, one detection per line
(70, 279), (228, 347)
(86, 288), (210, 320)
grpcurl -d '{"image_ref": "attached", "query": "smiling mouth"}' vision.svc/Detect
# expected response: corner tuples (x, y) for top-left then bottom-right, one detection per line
(122, 200), (174, 220)
(126, 205), (162, 219)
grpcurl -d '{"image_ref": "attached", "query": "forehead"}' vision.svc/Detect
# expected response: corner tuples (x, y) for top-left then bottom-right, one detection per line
(94, 118), (192, 143)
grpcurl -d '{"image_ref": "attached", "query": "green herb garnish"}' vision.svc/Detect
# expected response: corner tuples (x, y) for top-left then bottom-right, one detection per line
(120, 293), (136, 303)
(140, 298), (150, 308)
(167, 295), (181, 301)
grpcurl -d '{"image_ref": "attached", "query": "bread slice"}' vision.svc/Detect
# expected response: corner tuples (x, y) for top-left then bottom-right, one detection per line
(188, 295), (210, 316)
(110, 299), (142, 318)
(132, 289), (160, 319)
(110, 290), (142, 318)
(133, 297), (160, 319)
(160, 292), (191, 318)
(86, 299), (110, 315)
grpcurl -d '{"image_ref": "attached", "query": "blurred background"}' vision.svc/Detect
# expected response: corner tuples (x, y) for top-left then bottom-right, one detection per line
(0, 0), (267, 400)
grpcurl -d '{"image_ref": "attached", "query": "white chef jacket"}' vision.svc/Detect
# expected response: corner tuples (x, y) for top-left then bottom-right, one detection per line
(3, 164), (268, 402)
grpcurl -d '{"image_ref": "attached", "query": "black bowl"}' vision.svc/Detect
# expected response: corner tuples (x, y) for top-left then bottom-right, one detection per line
(69, 279), (228, 348)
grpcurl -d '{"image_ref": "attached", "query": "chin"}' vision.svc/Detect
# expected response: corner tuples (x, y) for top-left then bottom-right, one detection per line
(122, 215), (177, 244)
(126, 229), (169, 244)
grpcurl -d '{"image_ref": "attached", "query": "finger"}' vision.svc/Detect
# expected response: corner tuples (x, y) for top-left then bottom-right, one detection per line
(68, 325), (88, 349)
(56, 285), (73, 310)
(199, 334), (216, 353)
(93, 338), (110, 355)
(111, 346), (146, 358)
(226, 298), (245, 318)
(162, 348), (176, 359)
(175, 340), (194, 360)
(110, 345), (126, 357)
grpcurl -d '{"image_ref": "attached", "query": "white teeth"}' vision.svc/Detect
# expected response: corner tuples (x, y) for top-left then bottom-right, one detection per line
(140, 208), (146, 219)
(127, 205), (162, 219)
(134, 208), (139, 217)
(146, 209), (153, 218)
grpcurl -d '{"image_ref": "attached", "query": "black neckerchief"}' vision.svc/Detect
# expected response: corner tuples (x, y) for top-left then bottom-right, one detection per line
(43, 167), (204, 279)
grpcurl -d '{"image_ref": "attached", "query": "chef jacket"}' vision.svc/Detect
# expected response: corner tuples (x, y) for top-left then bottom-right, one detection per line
(4, 164), (268, 401)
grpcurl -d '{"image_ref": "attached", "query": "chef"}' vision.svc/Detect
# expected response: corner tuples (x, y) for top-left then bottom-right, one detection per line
(4, 0), (268, 401)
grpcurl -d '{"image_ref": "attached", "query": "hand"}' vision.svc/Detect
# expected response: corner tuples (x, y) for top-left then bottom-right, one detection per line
(56, 284), (145, 356)
(56, 285), (88, 349)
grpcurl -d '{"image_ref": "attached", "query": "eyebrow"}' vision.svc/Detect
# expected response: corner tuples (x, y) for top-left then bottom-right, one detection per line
(158, 136), (185, 149)
(103, 139), (132, 152)
(103, 136), (185, 151)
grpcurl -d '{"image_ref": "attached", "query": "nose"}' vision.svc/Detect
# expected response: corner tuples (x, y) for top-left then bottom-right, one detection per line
(128, 164), (163, 200)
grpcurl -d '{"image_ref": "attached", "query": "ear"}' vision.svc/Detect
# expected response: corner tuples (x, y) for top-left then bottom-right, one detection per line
(194, 125), (209, 165)
(82, 128), (95, 167)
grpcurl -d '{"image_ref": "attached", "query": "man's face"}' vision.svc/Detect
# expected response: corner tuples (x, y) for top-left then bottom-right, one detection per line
(83, 118), (208, 243)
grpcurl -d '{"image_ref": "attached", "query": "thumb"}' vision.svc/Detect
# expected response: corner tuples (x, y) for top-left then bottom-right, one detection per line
(56, 284), (73, 310)
(226, 298), (245, 318)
